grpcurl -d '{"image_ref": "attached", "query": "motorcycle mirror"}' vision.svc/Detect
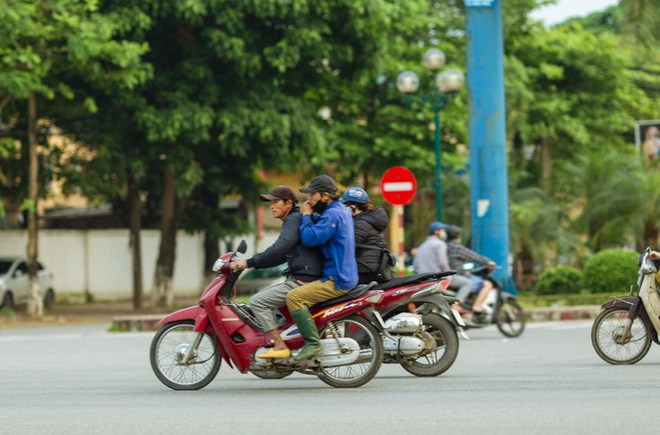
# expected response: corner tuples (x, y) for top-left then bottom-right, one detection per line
(463, 262), (475, 271)
(236, 240), (247, 254)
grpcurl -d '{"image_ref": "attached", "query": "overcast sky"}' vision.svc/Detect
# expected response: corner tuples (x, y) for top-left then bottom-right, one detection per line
(530, 0), (620, 25)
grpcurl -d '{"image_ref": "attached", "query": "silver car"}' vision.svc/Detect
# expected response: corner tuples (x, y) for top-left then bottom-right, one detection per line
(0, 257), (55, 310)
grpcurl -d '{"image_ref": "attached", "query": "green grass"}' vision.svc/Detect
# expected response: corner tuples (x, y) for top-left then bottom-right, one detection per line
(517, 291), (629, 308)
(0, 307), (16, 318)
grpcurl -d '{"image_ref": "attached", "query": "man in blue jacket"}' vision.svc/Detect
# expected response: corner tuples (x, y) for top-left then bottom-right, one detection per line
(285, 174), (358, 363)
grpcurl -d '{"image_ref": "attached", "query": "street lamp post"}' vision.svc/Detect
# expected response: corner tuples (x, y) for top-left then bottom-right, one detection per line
(397, 48), (464, 221)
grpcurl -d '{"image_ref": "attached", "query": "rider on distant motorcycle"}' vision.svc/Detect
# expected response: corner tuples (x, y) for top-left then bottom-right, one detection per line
(445, 225), (495, 313)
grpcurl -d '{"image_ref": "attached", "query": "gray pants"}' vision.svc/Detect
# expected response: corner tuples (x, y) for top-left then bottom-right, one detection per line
(249, 276), (304, 331)
(449, 274), (475, 302)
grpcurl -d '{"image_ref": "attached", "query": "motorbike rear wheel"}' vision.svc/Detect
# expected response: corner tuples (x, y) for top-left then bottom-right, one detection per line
(495, 300), (526, 338)
(591, 307), (652, 365)
(317, 315), (383, 388)
(150, 321), (221, 390)
(400, 313), (459, 377)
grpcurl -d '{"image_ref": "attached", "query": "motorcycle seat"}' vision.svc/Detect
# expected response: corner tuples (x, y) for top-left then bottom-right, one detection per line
(372, 271), (456, 290)
(315, 282), (377, 308)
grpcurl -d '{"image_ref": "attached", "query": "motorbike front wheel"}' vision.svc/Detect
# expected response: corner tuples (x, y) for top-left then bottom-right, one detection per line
(150, 321), (221, 390)
(317, 315), (383, 388)
(591, 307), (652, 365)
(495, 300), (526, 338)
(400, 313), (459, 377)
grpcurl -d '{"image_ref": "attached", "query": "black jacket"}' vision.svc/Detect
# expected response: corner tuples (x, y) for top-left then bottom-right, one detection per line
(353, 206), (389, 282)
(247, 207), (323, 282)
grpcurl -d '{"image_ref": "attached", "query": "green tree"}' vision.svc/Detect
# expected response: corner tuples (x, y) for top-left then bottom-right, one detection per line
(78, 0), (418, 307)
(621, 0), (660, 45)
(0, 0), (149, 316)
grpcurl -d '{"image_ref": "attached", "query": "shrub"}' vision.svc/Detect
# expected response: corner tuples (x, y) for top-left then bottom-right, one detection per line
(535, 266), (583, 295)
(582, 249), (639, 294)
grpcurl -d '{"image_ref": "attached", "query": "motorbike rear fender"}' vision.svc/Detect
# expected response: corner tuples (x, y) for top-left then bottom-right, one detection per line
(380, 294), (452, 320)
(156, 305), (210, 332)
(601, 296), (660, 344)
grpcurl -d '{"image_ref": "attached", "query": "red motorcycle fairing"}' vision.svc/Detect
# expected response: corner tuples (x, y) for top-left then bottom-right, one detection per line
(156, 305), (210, 331)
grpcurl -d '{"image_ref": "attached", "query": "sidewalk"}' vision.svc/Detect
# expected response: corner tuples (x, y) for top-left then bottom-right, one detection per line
(0, 301), (603, 331)
(0, 301), (172, 330)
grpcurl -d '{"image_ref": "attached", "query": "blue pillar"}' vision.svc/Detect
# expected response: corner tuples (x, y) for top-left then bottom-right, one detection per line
(465, 0), (513, 290)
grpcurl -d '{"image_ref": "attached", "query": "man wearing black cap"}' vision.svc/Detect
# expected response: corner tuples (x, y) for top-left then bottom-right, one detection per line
(284, 174), (358, 363)
(230, 185), (322, 359)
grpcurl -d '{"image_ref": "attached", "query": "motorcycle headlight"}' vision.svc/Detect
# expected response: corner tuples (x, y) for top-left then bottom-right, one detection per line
(211, 258), (224, 273)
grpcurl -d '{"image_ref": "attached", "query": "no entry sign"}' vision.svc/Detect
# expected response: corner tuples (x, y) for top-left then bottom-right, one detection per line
(380, 166), (417, 206)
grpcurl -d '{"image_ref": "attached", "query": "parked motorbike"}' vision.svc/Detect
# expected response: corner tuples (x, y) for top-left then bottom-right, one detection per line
(591, 247), (660, 364)
(150, 240), (385, 390)
(448, 263), (526, 338)
(371, 271), (467, 377)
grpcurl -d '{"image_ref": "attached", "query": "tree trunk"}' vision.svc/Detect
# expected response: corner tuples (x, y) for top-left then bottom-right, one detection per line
(151, 170), (190, 308)
(517, 246), (536, 290)
(642, 220), (658, 251)
(202, 187), (220, 272)
(26, 91), (43, 318)
(127, 166), (143, 310)
(152, 170), (177, 308)
(539, 137), (552, 195)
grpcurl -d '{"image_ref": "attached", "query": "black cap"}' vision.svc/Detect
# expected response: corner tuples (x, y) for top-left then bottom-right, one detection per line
(299, 175), (339, 198)
(259, 186), (298, 203)
(445, 225), (462, 241)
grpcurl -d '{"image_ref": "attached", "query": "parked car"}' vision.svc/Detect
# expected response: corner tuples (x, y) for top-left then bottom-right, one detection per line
(235, 263), (287, 296)
(0, 257), (55, 310)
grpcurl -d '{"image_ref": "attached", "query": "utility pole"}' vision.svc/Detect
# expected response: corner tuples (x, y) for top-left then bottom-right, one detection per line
(465, 0), (513, 290)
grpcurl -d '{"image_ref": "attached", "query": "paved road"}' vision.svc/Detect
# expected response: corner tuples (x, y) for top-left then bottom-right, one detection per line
(1, 321), (659, 435)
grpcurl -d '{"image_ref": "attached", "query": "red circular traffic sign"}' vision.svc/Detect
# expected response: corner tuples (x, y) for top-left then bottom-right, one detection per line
(380, 166), (417, 205)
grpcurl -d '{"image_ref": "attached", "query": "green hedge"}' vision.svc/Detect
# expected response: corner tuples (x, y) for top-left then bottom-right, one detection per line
(535, 266), (583, 295)
(582, 249), (639, 294)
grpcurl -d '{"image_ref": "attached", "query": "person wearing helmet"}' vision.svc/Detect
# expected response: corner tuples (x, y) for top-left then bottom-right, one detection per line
(413, 221), (473, 304)
(341, 187), (390, 284)
(445, 225), (496, 313)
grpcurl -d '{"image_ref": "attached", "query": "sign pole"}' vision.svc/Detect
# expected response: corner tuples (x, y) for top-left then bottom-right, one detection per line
(389, 205), (405, 276)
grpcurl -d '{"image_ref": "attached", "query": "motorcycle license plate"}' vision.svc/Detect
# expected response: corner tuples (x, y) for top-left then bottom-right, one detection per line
(451, 308), (467, 327)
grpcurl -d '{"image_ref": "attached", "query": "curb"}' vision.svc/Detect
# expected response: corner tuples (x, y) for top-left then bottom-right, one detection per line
(111, 314), (165, 332)
(525, 305), (601, 322)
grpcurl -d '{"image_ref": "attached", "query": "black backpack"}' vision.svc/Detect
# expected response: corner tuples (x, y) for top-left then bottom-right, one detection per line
(355, 243), (397, 281)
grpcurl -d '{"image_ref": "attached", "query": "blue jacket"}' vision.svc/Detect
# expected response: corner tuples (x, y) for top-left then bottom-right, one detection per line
(299, 201), (358, 290)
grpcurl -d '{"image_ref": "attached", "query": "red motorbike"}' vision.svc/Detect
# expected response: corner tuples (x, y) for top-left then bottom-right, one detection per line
(254, 271), (467, 380)
(371, 271), (467, 377)
(150, 241), (385, 390)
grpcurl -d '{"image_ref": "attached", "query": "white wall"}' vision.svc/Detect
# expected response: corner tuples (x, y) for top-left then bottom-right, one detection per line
(0, 229), (280, 301)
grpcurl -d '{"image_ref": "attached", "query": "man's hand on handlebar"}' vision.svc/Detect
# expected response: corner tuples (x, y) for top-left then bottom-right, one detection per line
(487, 261), (496, 270)
(229, 260), (248, 272)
